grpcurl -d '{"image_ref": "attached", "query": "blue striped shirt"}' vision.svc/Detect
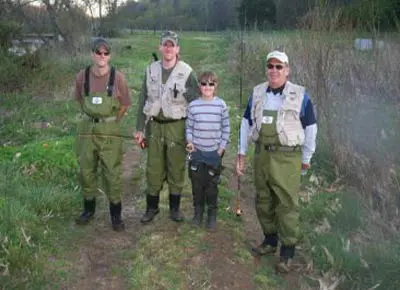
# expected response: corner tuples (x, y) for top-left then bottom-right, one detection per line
(186, 97), (230, 151)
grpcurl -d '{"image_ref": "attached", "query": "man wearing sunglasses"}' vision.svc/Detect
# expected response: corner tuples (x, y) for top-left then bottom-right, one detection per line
(134, 31), (199, 224)
(236, 50), (317, 273)
(75, 37), (131, 231)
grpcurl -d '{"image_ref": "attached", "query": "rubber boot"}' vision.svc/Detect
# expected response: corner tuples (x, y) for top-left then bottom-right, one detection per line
(252, 233), (278, 256)
(110, 202), (125, 232)
(276, 245), (295, 274)
(192, 205), (204, 227)
(140, 194), (160, 224)
(76, 198), (96, 225)
(169, 194), (184, 222)
(205, 207), (217, 229)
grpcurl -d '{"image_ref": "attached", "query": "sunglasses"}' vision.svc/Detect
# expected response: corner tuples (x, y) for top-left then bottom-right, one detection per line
(267, 63), (284, 70)
(95, 50), (110, 56)
(200, 82), (216, 87)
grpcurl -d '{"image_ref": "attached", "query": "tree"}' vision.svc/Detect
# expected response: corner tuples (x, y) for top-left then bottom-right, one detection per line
(238, 0), (276, 29)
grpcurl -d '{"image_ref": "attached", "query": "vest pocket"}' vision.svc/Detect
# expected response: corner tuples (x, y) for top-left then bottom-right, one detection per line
(278, 110), (304, 146)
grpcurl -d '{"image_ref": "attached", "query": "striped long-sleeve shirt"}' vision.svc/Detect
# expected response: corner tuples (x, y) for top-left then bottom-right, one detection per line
(186, 97), (230, 152)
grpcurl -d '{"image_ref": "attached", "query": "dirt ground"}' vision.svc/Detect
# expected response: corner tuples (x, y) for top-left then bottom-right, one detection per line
(61, 147), (310, 290)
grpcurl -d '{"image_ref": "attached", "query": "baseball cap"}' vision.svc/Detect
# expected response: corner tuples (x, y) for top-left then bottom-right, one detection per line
(160, 31), (179, 46)
(266, 50), (289, 64)
(92, 37), (111, 52)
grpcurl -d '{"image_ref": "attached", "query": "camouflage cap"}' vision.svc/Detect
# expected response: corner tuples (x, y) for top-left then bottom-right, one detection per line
(160, 31), (179, 46)
(92, 37), (111, 52)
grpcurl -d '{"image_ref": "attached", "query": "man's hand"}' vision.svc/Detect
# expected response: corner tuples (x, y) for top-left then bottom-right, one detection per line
(217, 148), (225, 157)
(301, 163), (311, 170)
(134, 131), (144, 146)
(186, 142), (195, 153)
(116, 105), (129, 122)
(236, 154), (245, 176)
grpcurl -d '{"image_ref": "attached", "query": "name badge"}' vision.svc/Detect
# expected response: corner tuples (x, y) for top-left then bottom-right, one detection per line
(262, 116), (274, 124)
(92, 96), (103, 104)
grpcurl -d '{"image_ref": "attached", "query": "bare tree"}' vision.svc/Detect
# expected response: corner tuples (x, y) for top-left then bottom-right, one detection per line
(5, 0), (89, 49)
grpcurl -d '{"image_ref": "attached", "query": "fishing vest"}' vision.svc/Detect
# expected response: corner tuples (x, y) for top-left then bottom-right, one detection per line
(82, 66), (119, 119)
(143, 60), (192, 119)
(250, 81), (305, 146)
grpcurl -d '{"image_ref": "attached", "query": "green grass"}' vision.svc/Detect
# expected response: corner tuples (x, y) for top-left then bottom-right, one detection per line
(299, 184), (400, 289)
(1, 30), (400, 290)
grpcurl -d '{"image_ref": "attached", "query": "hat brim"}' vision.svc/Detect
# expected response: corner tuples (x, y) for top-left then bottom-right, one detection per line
(93, 42), (110, 52)
(267, 57), (288, 64)
(161, 38), (178, 46)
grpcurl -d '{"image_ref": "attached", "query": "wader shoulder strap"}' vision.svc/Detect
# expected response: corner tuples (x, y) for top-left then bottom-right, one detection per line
(84, 65), (91, 97)
(107, 66), (116, 97)
(84, 66), (115, 97)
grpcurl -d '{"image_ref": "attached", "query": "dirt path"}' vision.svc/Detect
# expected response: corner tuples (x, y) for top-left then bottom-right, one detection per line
(60, 148), (310, 290)
(65, 146), (143, 290)
(224, 161), (313, 290)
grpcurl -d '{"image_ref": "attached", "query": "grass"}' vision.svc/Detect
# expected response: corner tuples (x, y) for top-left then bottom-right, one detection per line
(1, 30), (400, 290)
(299, 179), (400, 289)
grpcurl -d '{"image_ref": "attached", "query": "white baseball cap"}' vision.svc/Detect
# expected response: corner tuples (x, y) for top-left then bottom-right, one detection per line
(266, 50), (289, 64)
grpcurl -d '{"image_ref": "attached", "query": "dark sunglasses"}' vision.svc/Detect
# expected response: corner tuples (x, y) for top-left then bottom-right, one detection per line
(267, 63), (284, 70)
(200, 82), (216, 87)
(95, 50), (110, 56)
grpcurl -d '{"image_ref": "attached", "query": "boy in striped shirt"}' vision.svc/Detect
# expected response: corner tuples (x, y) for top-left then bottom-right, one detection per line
(186, 71), (230, 229)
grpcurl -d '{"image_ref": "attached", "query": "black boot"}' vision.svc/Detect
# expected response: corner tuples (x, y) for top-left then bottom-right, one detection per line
(76, 198), (96, 225)
(192, 205), (204, 227)
(276, 245), (295, 274)
(110, 202), (125, 232)
(252, 233), (278, 256)
(140, 194), (160, 224)
(169, 194), (184, 222)
(206, 207), (217, 229)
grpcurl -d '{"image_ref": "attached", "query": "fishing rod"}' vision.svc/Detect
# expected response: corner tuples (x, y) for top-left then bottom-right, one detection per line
(235, 21), (245, 218)
(79, 133), (188, 150)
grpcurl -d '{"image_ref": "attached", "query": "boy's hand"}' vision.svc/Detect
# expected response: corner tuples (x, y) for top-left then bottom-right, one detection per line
(217, 148), (225, 156)
(186, 142), (195, 153)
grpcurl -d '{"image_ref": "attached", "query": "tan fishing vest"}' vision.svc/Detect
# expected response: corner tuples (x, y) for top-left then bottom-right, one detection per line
(143, 60), (192, 119)
(250, 81), (305, 146)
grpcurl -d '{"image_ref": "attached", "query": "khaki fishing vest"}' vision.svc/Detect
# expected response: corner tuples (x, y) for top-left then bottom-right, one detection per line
(143, 60), (192, 119)
(250, 81), (305, 146)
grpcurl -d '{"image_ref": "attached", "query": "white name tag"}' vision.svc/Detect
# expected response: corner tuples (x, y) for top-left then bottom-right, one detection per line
(262, 116), (274, 124)
(92, 96), (103, 104)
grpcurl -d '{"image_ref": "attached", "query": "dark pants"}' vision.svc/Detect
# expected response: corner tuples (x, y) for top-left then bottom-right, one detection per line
(188, 149), (222, 212)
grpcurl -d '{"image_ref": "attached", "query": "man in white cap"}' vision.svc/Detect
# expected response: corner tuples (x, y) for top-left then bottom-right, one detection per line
(236, 50), (317, 273)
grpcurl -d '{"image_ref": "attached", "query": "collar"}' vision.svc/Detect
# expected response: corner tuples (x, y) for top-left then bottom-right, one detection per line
(266, 83), (286, 95)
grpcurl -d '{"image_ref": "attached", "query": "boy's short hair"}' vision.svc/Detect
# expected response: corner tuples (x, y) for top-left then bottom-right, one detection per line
(198, 71), (218, 84)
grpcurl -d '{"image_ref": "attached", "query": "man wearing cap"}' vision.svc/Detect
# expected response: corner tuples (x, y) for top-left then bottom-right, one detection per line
(75, 37), (131, 231)
(134, 31), (199, 224)
(236, 50), (317, 273)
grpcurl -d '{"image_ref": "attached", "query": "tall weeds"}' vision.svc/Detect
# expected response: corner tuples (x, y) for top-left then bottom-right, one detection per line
(228, 25), (400, 227)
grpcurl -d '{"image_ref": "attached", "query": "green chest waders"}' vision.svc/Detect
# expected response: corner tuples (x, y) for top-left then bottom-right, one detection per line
(253, 110), (301, 246)
(76, 66), (123, 205)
